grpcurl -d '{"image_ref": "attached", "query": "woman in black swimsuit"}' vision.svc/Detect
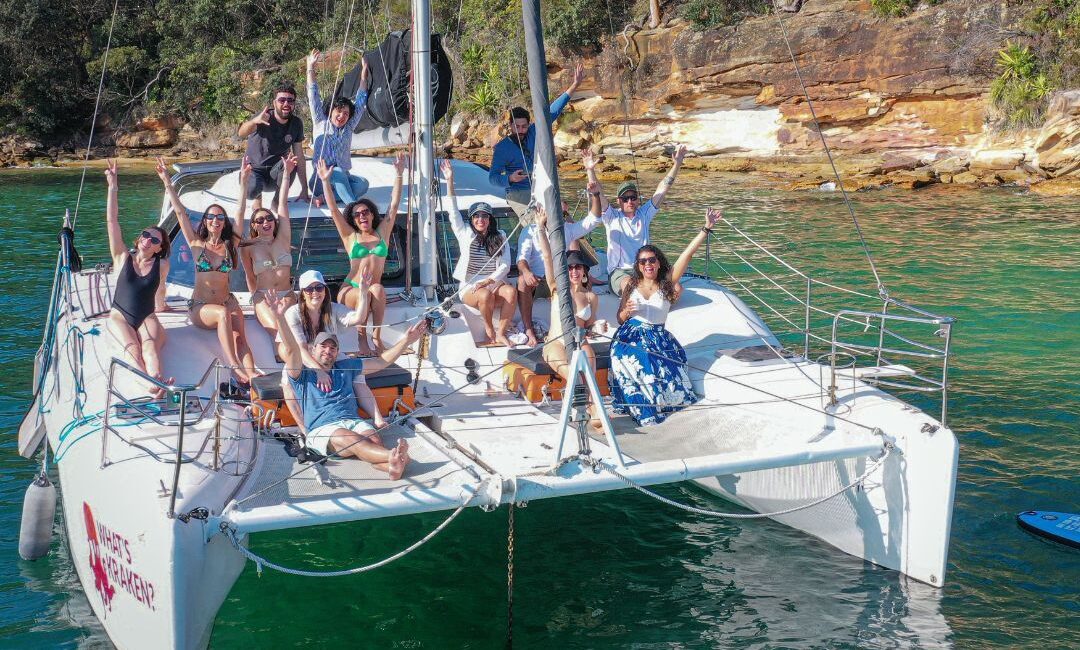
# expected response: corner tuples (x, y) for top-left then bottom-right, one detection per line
(104, 160), (172, 397)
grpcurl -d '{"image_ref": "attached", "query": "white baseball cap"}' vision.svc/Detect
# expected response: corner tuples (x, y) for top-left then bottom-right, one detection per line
(297, 269), (326, 289)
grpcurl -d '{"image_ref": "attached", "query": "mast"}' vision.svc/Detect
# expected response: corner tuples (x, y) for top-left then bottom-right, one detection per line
(412, 0), (437, 299)
(521, 0), (577, 353)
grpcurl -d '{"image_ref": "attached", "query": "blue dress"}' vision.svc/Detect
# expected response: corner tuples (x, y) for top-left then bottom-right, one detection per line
(608, 288), (698, 426)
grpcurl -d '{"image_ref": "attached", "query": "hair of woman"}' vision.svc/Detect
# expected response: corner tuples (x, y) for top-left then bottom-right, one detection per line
(247, 207), (279, 239)
(471, 212), (505, 256)
(300, 288), (332, 343)
(627, 244), (677, 302)
(195, 204), (238, 263)
(343, 198), (382, 233)
(130, 225), (171, 260)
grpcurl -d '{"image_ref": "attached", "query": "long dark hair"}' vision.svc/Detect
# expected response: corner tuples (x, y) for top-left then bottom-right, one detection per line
(344, 199), (382, 233)
(131, 225), (171, 260)
(300, 287), (333, 343)
(471, 214), (504, 256)
(627, 244), (677, 302)
(196, 204), (238, 263)
(247, 207), (279, 239)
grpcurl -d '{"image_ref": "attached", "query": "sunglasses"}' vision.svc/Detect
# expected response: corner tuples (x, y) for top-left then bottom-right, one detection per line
(275, 97), (296, 104)
(140, 230), (161, 245)
(637, 256), (658, 266)
(204, 213), (226, 222)
(253, 216), (276, 225)
(569, 264), (587, 271)
(353, 207), (372, 217)
(302, 284), (327, 294)
(619, 194), (639, 202)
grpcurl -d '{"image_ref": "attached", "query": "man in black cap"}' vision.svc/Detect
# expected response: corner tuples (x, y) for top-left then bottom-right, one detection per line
(266, 292), (427, 477)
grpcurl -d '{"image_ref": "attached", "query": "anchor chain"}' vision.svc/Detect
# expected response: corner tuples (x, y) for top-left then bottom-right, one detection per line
(505, 502), (515, 649)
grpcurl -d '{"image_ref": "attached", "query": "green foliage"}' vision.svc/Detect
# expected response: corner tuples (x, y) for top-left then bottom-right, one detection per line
(544, 0), (635, 52)
(681, 0), (771, 31)
(1021, 0), (1080, 91)
(990, 41), (1054, 128)
(869, 0), (944, 18)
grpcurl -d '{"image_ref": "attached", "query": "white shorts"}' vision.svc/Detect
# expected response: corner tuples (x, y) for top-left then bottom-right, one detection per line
(305, 417), (375, 455)
(460, 277), (505, 297)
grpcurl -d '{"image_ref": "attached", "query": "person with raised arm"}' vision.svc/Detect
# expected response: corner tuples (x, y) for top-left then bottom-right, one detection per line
(533, 204), (604, 429)
(608, 207), (722, 426)
(237, 82), (310, 212)
(316, 153), (405, 354)
(282, 269), (387, 432)
(442, 158), (516, 346)
(306, 48), (371, 207)
(268, 290), (427, 475)
(489, 62), (585, 215)
(592, 143), (689, 296)
(514, 149), (603, 346)
(103, 160), (172, 397)
(156, 156), (259, 384)
(238, 153), (297, 361)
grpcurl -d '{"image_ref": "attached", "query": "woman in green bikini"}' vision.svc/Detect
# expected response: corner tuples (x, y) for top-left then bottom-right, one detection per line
(317, 153), (404, 354)
(157, 156), (259, 384)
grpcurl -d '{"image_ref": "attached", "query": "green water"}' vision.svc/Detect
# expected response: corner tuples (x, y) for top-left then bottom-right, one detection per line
(0, 168), (1077, 648)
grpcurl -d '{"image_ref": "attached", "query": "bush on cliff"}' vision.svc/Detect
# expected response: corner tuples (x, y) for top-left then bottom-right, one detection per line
(681, 0), (771, 30)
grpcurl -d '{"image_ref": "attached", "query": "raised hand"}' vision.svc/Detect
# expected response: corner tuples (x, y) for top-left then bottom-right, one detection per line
(307, 48), (322, 69)
(567, 61), (585, 94)
(265, 289), (290, 318)
(104, 159), (118, 188)
(239, 155), (252, 182)
(439, 157), (454, 181)
(673, 143), (688, 164)
(586, 180), (601, 195)
(154, 156), (170, 184)
(534, 202), (548, 230)
(283, 152), (298, 176)
(705, 207), (722, 229)
(393, 151), (408, 175)
(256, 106), (272, 126)
(360, 58), (371, 90)
(582, 148), (596, 171)
(316, 159), (333, 181)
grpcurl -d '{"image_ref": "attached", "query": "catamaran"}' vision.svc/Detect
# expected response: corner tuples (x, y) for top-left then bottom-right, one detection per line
(16, 1), (958, 648)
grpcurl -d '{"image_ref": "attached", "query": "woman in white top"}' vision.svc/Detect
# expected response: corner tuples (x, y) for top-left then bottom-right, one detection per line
(440, 159), (516, 346)
(281, 269), (386, 431)
(533, 205), (604, 429)
(609, 208), (722, 426)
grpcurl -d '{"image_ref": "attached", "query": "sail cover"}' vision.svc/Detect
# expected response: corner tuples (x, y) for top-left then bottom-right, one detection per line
(329, 30), (453, 136)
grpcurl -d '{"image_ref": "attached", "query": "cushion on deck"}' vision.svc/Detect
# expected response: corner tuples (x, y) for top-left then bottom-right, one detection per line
(506, 341), (610, 374)
(251, 363), (413, 401)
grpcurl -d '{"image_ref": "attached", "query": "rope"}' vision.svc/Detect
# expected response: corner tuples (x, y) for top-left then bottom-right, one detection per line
(505, 502), (515, 649)
(223, 500), (469, 577)
(586, 443), (892, 519)
(71, 0), (120, 230)
(773, 11), (887, 300)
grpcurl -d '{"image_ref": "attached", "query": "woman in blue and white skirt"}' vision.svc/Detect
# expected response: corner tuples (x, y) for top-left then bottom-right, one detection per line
(609, 207), (722, 426)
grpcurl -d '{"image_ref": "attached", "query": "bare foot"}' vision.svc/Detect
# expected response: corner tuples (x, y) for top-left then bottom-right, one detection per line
(370, 334), (385, 353)
(495, 332), (512, 347)
(387, 438), (409, 479)
(373, 417), (389, 430)
(149, 375), (175, 399)
(232, 368), (251, 385)
(483, 326), (496, 342)
(358, 338), (374, 357)
(313, 197), (324, 208)
(525, 330), (538, 347)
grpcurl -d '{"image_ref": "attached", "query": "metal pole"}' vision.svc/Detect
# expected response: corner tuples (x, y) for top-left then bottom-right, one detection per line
(412, 0), (437, 299)
(168, 391), (188, 519)
(939, 322), (952, 427)
(521, 0), (576, 355)
(804, 276), (812, 357)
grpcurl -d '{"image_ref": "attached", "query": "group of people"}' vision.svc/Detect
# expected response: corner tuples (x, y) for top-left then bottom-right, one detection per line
(102, 48), (716, 481)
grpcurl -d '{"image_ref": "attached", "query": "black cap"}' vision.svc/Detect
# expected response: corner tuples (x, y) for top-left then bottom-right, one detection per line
(565, 250), (594, 269)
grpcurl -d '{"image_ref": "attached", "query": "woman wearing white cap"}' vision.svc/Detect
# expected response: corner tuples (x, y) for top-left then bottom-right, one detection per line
(441, 159), (516, 346)
(282, 269), (387, 430)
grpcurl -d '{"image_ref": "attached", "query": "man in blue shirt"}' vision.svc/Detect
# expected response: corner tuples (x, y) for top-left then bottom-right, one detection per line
(267, 292), (427, 478)
(489, 63), (585, 214)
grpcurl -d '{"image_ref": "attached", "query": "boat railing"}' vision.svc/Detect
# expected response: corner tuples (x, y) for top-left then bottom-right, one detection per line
(74, 263), (115, 320)
(102, 357), (244, 518)
(704, 217), (955, 426)
(161, 160), (243, 222)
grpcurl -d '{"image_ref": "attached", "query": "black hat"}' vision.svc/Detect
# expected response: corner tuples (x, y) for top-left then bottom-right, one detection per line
(565, 250), (594, 269)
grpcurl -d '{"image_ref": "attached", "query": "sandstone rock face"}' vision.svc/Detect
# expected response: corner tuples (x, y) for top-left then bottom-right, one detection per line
(450, 0), (1080, 192)
(115, 129), (178, 149)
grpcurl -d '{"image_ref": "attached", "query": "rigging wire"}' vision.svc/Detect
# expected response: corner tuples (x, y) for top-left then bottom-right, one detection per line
(773, 11), (888, 300)
(71, 0), (121, 230)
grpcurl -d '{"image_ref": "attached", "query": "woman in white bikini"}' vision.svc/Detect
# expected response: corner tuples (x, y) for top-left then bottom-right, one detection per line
(238, 153), (297, 360)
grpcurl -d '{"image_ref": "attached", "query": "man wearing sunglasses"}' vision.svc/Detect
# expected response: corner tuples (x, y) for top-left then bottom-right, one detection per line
(488, 63), (585, 216)
(587, 143), (688, 296)
(238, 82), (311, 212)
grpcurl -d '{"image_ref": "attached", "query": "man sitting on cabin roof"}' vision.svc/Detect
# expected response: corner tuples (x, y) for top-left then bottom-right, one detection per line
(266, 291), (427, 478)
(488, 62), (585, 216)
